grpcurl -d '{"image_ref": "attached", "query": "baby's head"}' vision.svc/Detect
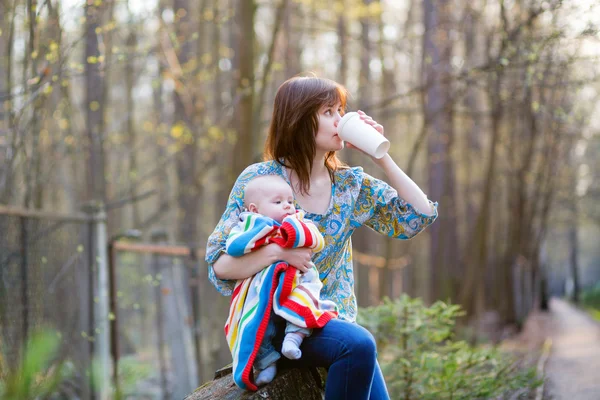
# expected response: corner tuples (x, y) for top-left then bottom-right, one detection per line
(244, 175), (296, 223)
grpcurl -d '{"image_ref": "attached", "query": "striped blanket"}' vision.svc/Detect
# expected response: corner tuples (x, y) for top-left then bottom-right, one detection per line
(224, 211), (338, 391)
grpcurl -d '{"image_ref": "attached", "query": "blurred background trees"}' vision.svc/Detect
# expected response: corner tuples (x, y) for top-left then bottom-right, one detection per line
(1, 0), (599, 384)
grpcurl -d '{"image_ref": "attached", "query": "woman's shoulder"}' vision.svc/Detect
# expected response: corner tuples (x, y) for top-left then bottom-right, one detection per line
(335, 165), (365, 188)
(237, 160), (284, 182)
(227, 161), (284, 204)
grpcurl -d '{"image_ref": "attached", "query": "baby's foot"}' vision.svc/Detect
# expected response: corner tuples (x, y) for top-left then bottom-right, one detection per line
(255, 363), (277, 386)
(282, 332), (304, 360)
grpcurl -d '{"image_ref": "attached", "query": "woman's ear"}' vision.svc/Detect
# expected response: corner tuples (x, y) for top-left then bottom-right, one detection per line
(248, 203), (258, 213)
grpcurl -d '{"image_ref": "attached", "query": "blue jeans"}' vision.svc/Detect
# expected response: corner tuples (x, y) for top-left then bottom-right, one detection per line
(255, 315), (311, 370)
(275, 318), (390, 400)
(255, 315), (281, 370)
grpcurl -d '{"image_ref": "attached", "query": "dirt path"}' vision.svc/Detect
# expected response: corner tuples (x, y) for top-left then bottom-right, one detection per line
(543, 298), (600, 400)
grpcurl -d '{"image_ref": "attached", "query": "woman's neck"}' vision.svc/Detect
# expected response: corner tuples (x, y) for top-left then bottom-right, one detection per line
(289, 152), (333, 214)
(287, 153), (330, 195)
(310, 153), (330, 181)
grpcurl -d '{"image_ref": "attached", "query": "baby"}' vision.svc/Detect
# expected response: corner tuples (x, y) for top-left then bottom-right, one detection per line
(226, 175), (334, 387)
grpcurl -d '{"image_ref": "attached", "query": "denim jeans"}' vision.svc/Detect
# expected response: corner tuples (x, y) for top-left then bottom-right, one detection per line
(275, 318), (390, 400)
(255, 314), (312, 370)
(255, 315), (281, 370)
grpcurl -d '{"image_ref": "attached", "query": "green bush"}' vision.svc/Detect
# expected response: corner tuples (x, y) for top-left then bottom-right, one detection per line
(581, 283), (600, 321)
(0, 329), (72, 400)
(357, 295), (539, 400)
(113, 355), (154, 400)
(0, 330), (153, 400)
(581, 282), (600, 309)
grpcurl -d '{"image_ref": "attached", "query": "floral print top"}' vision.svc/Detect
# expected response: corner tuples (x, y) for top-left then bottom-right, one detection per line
(206, 160), (438, 322)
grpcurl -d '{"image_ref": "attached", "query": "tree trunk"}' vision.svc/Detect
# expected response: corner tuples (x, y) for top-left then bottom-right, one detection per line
(0, 0), (16, 205)
(230, 0), (256, 182)
(494, 3), (545, 324)
(99, 0), (115, 144)
(336, 0), (348, 86)
(459, 0), (511, 315)
(211, 0), (223, 122)
(153, 0), (170, 225)
(186, 365), (327, 400)
(50, 1), (79, 211)
(284, 1), (302, 79)
(401, 0), (419, 297)
(125, 28), (141, 228)
(462, 2), (483, 297)
(23, 0), (44, 210)
(253, 0), (288, 156)
(84, 0), (107, 203)
(422, 0), (459, 303)
(173, 0), (198, 241)
(173, 0), (201, 389)
(355, 0), (373, 306)
(567, 163), (580, 303)
(378, 0), (397, 300)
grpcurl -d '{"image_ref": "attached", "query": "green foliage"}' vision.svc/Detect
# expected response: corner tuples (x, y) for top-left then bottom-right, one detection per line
(113, 355), (154, 400)
(0, 329), (72, 400)
(0, 329), (154, 399)
(581, 282), (600, 309)
(357, 295), (540, 400)
(581, 283), (600, 321)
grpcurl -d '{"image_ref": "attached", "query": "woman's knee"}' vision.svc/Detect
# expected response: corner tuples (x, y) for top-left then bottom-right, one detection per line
(344, 324), (377, 360)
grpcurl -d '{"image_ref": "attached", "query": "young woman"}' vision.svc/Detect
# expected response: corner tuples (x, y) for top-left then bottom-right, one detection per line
(206, 76), (438, 399)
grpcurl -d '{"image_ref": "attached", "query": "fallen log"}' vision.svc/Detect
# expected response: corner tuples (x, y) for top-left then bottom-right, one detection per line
(185, 365), (327, 400)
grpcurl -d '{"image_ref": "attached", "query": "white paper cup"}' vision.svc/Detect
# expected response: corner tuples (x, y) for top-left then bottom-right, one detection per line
(337, 112), (390, 159)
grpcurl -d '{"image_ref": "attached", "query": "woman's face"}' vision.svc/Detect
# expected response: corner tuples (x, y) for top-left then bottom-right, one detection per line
(315, 102), (343, 153)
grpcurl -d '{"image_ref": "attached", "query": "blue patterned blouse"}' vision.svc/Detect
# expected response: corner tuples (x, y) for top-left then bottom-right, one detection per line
(206, 160), (438, 322)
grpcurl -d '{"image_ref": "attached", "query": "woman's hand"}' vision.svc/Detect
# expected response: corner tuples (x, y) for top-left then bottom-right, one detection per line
(345, 110), (387, 161)
(357, 110), (384, 134)
(266, 244), (312, 273)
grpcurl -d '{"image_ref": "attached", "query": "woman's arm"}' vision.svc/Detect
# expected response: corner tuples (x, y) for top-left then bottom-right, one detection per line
(356, 110), (434, 216)
(374, 155), (434, 216)
(213, 244), (313, 280)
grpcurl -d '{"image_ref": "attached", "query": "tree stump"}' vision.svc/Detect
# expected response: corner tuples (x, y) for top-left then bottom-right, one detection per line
(185, 365), (327, 400)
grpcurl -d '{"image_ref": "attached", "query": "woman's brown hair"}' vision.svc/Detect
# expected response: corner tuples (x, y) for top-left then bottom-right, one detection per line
(264, 76), (348, 195)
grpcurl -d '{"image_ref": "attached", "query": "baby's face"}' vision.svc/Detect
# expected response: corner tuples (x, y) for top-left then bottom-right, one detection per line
(253, 180), (296, 223)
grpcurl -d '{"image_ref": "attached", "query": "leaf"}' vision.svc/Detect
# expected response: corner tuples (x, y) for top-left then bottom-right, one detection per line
(170, 123), (185, 139)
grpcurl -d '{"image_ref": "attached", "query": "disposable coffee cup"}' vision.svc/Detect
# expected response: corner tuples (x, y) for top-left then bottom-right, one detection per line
(337, 112), (390, 159)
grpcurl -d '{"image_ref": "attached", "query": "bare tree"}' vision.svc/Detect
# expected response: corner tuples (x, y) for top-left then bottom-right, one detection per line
(283, 0), (302, 79)
(0, 0), (17, 204)
(460, 1), (483, 289)
(211, 0), (223, 121)
(253, 0), (288, 156)
(422, 0), (459, 302)
(23, 0), (43, 209)
(336, 0), (348, 86)
(152, 0), (170, 228)
(124, 26), (141, 228)
(355, 0), (375, 306)
(84, 0), (107, 203)
(230, 0), (256, 181)
(172, 0), (201, 391)
(378, 0), (399, 300)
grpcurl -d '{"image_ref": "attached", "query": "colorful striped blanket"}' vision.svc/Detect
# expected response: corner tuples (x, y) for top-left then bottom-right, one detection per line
(224, 211), (338, 391)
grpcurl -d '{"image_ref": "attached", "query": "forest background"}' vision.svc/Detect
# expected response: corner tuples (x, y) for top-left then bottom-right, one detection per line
(0, 0), (599, 396)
